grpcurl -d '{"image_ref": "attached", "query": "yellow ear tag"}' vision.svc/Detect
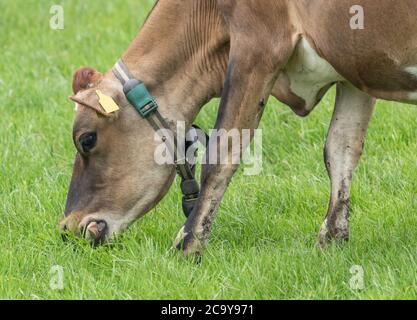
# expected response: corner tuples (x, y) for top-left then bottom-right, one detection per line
(96, 90), (120, 113)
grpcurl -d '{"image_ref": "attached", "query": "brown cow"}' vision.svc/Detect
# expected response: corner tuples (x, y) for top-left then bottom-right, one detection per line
(61, 0), (417, 256)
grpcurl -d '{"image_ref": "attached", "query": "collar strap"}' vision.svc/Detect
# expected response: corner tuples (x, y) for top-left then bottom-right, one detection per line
(112, 59), (200, 218)
(114, 60), (158, 118)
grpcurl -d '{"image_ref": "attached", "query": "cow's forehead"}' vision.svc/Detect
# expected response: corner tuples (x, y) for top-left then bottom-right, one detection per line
(73, 104), (101, 135)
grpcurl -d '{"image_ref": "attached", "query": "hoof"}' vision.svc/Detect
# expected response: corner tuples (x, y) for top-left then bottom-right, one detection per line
(317, 220), (331, 249)
(317, 219), (349, 249)
(173, 226), (203, 259)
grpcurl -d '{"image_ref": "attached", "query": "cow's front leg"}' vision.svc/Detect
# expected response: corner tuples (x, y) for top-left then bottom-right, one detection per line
(318, 82), (376, 247)
(174, 48), (292, 256)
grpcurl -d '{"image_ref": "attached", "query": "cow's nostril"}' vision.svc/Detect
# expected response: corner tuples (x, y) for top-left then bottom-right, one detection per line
(97, 221), (106, 233)
(85, 220), (107, 245)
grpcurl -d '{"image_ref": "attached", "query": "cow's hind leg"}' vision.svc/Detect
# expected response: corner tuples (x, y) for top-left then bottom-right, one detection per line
(318, 82), (375, 247)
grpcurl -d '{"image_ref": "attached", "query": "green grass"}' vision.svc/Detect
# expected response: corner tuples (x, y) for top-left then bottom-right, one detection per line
(1, 0), (417, 299)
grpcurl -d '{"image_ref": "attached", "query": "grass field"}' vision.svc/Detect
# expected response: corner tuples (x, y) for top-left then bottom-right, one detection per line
(2, 0), (417, 299)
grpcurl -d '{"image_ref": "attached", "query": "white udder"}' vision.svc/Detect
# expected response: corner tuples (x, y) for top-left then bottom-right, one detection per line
(283, 38), (344, 111)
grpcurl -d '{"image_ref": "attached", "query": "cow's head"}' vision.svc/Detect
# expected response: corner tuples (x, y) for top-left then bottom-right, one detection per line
(60, 67), (177, 244)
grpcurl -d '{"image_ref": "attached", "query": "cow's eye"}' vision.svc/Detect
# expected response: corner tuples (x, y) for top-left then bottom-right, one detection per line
(79, 132), (97, 153)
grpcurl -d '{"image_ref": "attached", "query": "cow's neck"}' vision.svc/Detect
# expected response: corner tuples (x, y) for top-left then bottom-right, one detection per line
(118, 0), (229, 126)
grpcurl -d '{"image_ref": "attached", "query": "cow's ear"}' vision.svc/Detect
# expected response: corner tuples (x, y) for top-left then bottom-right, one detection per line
(72, 67), (103, 94)
(69, 91), (112, 117)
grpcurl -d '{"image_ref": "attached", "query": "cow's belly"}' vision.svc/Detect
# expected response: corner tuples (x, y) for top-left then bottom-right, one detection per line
(273, 38), (344, 116)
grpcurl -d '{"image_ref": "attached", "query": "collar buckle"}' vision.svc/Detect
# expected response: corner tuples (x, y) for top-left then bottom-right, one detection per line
(124, 79), (158, 118)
